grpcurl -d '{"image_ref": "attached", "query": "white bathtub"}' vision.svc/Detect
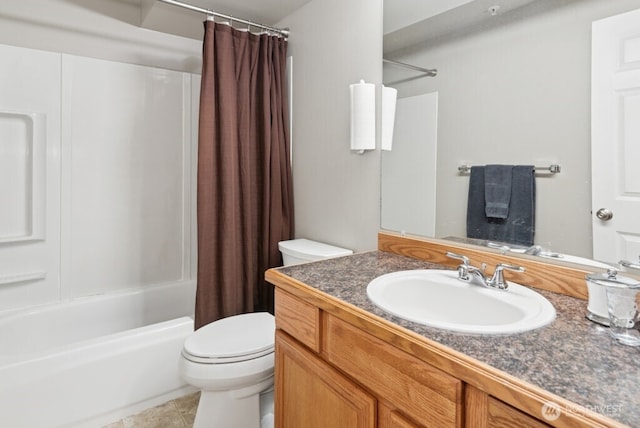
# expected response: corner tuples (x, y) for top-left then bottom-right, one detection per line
(0, 281), (197, 428)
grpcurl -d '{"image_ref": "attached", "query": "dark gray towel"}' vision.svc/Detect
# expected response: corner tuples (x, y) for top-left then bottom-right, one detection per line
(467, 165), (535, 246)
(484, 165), (513, 219)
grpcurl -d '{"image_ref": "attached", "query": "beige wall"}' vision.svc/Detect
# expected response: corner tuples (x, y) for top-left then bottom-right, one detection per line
(385, 0), (640, 258)
(278, 0), (383, 252)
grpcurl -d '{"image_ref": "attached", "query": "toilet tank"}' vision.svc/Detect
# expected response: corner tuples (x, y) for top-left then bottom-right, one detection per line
(278, 239), (353, 266)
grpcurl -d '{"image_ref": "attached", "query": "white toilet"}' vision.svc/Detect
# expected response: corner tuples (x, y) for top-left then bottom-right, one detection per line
(278, 238), (353, 265)
(180, 238), (352, 428)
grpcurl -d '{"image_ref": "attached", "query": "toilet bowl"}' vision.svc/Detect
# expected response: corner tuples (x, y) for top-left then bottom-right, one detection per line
(180, 312), (275, 428)
(181, 238), (351, 428)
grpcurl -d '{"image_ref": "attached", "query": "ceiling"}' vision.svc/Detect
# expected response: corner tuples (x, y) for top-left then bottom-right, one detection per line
(384, 0), (476, 35)
(135, 0), (537, 48)
(383, 0), (538, 54)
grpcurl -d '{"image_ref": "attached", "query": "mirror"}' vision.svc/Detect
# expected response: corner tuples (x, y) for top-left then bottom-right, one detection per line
(381, 0), (640, 267)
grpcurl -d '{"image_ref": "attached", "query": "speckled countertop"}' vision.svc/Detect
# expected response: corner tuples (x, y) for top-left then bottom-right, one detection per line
(276, 251), (640, 427)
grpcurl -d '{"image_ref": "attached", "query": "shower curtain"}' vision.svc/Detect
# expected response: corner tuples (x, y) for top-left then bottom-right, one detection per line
(195, 21), (294, 329)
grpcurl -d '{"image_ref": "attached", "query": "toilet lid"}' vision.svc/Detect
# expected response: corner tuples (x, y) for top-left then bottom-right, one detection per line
(183, 312), (275, 363)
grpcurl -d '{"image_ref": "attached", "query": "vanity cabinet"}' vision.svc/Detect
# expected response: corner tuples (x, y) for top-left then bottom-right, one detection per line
(274, 288), (463, 428)
(274, 287), (556, 428)
(268, 235), (632, 427)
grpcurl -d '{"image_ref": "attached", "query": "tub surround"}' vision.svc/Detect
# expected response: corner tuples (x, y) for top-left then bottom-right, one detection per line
(266, 232), (639, 427)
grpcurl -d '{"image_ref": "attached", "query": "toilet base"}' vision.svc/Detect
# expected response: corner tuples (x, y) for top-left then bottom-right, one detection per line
(193, 378), (273, 428)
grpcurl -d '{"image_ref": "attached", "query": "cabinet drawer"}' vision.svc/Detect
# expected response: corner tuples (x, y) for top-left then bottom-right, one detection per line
(488, 397), (550, 427)
(274, 288), (321, 352)
(324, 314), (463, 427)
(379, 403), (422, 428)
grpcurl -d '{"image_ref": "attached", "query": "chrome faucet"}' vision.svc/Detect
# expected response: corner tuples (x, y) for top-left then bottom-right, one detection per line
(619, 257), (640, 271)
(523, 245), (543, 255)
(446, 252), (526, 290)
(487, 242), (559, 258)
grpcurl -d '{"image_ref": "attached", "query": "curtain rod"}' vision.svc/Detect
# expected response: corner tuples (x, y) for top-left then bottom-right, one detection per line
(157, 0), (290, 38)
(383, 58), (437, 77)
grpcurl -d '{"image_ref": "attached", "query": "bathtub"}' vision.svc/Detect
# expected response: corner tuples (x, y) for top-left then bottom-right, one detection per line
(0, 280), (197, 428)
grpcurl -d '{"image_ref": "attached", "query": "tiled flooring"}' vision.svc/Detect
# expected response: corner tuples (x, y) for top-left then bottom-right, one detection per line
(103, 392), (200, 428)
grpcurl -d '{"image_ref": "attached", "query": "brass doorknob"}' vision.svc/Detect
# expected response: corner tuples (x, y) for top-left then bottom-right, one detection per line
(596, 208), (613, 221)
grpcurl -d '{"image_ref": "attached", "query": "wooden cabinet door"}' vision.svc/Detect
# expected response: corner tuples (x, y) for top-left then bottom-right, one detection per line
(275, 330), (376, 428)
(487, 397), (550, 428)
(379, 403), (422, 428)
(465, 385), (550, 428)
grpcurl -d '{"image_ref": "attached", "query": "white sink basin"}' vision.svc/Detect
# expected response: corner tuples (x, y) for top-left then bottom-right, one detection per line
(367, 270), (556, 334)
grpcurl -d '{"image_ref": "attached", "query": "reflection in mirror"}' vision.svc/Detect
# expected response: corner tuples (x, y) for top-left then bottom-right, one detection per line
(444, 236), (616, 271)
(381, 0), (640, 267)
(381, 92), (438, 237)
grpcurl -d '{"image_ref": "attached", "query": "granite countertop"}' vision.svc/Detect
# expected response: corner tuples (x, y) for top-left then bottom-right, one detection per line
(277, 251), (640, 427)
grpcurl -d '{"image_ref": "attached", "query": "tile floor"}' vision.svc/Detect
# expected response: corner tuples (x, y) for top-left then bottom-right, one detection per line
(103, 392), (200, 428)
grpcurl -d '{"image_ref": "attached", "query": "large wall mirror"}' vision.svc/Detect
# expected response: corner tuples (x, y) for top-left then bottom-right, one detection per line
(381, 0), (640, 268)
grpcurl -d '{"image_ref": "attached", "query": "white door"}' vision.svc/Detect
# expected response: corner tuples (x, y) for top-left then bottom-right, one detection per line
(592, 8), (640, 265)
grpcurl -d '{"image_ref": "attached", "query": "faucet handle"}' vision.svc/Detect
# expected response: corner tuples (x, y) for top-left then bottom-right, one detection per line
(446, 252), (474, 281)
(496, 263), (526, 273)
(446, 251), (469, 266)
(489, 263), (526, 290)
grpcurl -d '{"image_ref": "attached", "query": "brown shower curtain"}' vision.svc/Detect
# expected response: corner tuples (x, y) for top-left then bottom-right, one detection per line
(195, 22), (294, 329)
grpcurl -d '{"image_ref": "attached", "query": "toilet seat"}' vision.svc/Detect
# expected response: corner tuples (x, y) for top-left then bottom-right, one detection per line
(183, 312), (275, 364)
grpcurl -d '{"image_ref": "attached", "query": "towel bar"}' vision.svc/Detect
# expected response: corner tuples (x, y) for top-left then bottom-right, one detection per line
(457, 164), (561, 174)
